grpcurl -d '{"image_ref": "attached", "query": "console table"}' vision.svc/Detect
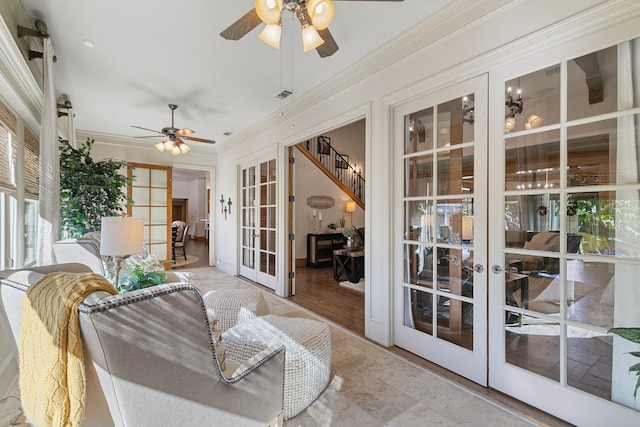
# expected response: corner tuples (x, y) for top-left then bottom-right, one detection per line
(306, 232), (345, 268)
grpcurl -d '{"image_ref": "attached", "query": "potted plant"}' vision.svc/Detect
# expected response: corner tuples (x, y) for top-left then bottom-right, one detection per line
(609, 327), (640, 399)
(59, 137), (134, 238)
(343, 227), (358, 250)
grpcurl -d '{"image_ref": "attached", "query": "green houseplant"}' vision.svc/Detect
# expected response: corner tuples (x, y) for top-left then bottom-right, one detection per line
(609, 327), (640, 399)
(59, 137), (134, 238)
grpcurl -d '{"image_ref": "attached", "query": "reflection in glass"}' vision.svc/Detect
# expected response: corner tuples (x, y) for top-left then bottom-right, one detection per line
(505, 310), (560, 382)
(504, 193), (561, 248)
(567, 329), (612, 401)
(405, 107), (434, 154)
(567, 116), (640, 187)
(405, 287), (433, 335)
(404, 155), (433, 197)
(567, 192), (640, 258)
(438, 300), (473, 350)
(504, 130), (560, 191)
(565, 260), (617, 329)
(505, 65), (560, 134)
(437, 95), (475, 148)
(437, 146), (474, 195)
(404, 201), (434, 244)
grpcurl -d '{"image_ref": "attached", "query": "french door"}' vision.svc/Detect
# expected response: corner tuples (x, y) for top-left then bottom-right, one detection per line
(487, 36), (640, 426)
(239, 158), (278, 290)
(128, 162), (172, 261)
(394, 75), (488, 385)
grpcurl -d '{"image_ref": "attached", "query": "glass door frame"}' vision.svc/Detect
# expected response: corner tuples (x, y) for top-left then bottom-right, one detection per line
(238, 157), (278, 290)
(393, 74), (489, 386)
(487, 38), (640, 426)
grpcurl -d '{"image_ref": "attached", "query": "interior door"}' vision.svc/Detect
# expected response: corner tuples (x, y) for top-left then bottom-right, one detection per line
(394, 75), (488, 385)
(127, 162), (172, 261)
(488, 37), (640, 426)
(239, 158), (278, 290)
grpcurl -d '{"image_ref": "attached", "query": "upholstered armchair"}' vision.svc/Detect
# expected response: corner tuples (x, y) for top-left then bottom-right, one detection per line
(0, 264), (285, 427)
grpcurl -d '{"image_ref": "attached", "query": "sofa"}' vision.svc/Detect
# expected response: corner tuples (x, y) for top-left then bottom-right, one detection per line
(0, 264), (286, 426)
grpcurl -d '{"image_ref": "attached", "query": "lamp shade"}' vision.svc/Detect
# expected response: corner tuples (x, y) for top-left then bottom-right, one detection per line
(345, 201), (356, 213)
(307, 0), (335, 30)
(154, 141), (165, 152)
(462, 216), (473, 240)
(255, 0), (283, 25)
(258, 23), (282, 49)
(100, 216), (144, 256)
(301, 25), (324, 52)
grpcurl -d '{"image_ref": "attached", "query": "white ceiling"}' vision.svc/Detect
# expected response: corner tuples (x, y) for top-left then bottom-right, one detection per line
(19, 0), (451, 150)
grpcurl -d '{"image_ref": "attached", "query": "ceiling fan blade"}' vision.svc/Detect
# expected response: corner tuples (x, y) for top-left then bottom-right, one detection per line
(131, 125), (163, 134)
(133, 135), (165, 139)
(183, 135), (216, 144)
(316, 28), (339, 58)
(220, 9), (262, 40)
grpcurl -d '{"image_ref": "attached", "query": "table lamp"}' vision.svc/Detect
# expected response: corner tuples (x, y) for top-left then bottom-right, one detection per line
(346, 201), (357, 227)
(100, 215), (144, 286)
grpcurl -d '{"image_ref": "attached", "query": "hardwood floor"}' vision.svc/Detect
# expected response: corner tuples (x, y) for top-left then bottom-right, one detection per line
(291, 265), (365, 336)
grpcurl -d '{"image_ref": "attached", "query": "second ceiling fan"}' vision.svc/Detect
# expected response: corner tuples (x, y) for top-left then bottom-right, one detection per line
(220, 0), (404, 58)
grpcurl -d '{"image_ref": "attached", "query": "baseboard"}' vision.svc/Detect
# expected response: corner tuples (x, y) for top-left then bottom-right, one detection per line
(295, 258), (307, 268)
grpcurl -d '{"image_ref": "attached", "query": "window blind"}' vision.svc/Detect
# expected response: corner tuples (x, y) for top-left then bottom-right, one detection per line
(24, 128), (39, 198)
(0, 102), (17, 193)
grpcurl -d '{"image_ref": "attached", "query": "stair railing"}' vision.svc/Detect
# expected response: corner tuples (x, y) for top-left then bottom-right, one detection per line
(299, 136), (365, 207)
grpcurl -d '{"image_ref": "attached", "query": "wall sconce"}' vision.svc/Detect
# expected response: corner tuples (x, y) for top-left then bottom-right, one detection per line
(220, 195), (232, 220)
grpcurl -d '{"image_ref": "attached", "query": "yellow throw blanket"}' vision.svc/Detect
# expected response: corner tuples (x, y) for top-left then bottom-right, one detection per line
(19, 272), (117, 427)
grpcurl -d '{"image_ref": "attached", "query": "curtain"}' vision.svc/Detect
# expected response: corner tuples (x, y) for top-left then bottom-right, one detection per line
(37, 38), (59, 265)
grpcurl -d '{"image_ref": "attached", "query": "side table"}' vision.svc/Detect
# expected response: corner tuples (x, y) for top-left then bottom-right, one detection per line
(333, 248), (364, 283)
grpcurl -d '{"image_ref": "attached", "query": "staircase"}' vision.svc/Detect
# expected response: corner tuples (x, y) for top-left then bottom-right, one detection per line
(295, 138), (365, 209)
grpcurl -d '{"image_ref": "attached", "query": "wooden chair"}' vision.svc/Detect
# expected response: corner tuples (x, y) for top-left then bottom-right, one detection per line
(174, 224), (189, 261)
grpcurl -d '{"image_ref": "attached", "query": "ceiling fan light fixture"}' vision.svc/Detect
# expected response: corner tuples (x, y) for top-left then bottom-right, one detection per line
(154, 141), (165, 152)
(163, 140), (174, 150)
(255, 0), (283, 25)
(179, 143), (191, 154)
(301, 25), (324, 52)
(175, 127), (195, 136)
(258, 23), (282, 49)
(170, 144), (182, 155)
(307, 0), (334, 30)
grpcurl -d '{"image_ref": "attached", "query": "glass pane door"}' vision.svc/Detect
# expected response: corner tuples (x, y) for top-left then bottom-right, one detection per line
(240, 158), (278, 290)
(488, 37), (640, 426)
(395, 75), (488, 385)
(240, 165), (257, 280)
(128, 163), (171, 261)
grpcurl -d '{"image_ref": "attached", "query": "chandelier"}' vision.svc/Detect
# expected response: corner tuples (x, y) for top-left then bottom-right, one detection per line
(256, 0), (335, 52)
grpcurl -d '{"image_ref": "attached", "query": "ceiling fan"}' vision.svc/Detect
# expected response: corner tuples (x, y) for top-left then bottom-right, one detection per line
(131, 104), (216, 155)
(220, 0), (404, 58)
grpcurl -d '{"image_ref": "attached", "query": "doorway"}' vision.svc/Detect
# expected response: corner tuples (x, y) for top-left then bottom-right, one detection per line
(288, 120), (367, 336)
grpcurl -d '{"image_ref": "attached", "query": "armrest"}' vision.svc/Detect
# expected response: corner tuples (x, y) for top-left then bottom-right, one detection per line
(225, 345), (286, 383)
